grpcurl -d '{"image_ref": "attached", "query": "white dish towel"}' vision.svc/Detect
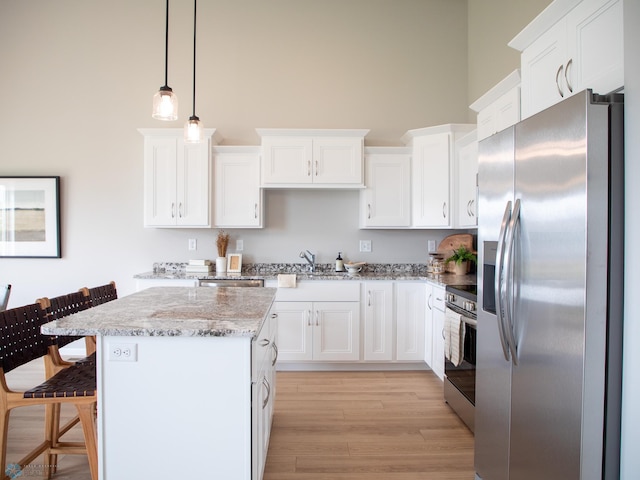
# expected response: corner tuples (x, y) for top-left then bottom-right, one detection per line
(277, 274), (297, 288)
(445, 308), (465, 367)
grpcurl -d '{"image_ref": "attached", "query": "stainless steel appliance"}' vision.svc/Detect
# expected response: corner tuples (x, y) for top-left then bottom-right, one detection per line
(475, 90), (624, 480)
(444, 284), (477, 432)
(199, 279), (264, 287)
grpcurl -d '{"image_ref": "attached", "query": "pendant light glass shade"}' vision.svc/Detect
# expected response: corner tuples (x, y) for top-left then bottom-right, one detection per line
(185, 0), (204, 143)
(184, 115), (204, 143)
(152, 86), (178, 121)
(152, 0), (178, 121)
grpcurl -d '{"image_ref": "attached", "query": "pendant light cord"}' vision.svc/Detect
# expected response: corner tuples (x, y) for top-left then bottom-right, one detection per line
(163, 0), (170, 87)
(191, 0), (197, 118)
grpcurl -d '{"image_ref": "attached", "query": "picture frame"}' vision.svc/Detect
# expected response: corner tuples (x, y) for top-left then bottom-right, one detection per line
(0, 176), (61, 258)
(226, 253), (242, 273)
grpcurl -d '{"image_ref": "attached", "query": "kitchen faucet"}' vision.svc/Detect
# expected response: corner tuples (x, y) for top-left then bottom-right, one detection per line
(299, 250), (316, 272)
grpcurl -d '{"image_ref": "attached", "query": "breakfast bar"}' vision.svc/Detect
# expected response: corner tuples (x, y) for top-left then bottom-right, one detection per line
(41, 286), (278, 480)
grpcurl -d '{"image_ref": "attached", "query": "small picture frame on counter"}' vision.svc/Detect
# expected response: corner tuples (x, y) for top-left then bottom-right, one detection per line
(227, 253), (242, 273)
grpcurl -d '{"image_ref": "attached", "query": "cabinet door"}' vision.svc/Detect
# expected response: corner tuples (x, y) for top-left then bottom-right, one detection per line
(360, 153), (411, 228)
(396, 283), (426, 361)
(261, 137), (312, 184)
(567, 0), (623, 96)
(412, 133), (451, 227)
(424, 286), (434, 367)
(177, 141), (210, 226)
(274, 302), (313, 361)
(143, 136), (178, 226)
(363, 282), (393, 361)
(476, 107), (496, 142)
(455, 136), (478, 229)
(214, 152), (262, 227)
(431, 286), (446, 381)
(521, 18), (568, 119)
(313, 137), (363, 184)
(313, 302), (360, 361)
(494, 87), (521, 133)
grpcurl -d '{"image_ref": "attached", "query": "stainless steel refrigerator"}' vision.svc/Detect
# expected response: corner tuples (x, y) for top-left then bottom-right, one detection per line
(475, 90), (624, 480)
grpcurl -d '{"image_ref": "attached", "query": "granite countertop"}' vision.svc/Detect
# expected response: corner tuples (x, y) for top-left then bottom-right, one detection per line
(41, 286), (277, 338)
(135, 262), (477, 287)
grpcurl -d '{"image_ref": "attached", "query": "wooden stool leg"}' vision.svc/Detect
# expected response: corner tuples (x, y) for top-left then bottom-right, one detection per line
(0, 409), (11, 480)
(44, 403), (56, 478)
(76, 402), (98, 480)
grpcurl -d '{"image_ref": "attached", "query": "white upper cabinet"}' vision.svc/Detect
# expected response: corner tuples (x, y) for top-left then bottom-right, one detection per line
(454, 131), (478, 229)
(403, 124), (475, 229)
(213, 146), (263, 228)
(511, 0), (623, 119)
(139, 128), (219, 228)
(257, 129), (369, 187)
(471, 70), (521, 142)
(360, 147), (411, 228)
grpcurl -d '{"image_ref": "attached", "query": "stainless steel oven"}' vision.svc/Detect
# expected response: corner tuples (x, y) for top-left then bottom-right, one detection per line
(444, 284), (477, 433)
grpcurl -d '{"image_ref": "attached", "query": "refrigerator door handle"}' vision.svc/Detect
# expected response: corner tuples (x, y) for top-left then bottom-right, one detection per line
(502, 198), (521, 365)
(495, 200), (512, 362)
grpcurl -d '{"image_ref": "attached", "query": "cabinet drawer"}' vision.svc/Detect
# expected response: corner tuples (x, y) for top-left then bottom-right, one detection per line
(432, 286), (446, 311)
(252, 314), (273, 382)
(274, 281), (360, 302)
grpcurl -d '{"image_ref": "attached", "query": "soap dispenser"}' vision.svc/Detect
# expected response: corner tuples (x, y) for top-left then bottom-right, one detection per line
(336, 252), (344, 272)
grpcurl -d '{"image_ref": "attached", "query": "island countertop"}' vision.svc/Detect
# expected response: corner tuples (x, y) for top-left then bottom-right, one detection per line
(41, 286), (277, 338)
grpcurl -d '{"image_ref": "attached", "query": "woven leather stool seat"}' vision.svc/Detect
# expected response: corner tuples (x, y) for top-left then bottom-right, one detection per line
(24, 364), (96, 399)
(1, 303), (98, 480)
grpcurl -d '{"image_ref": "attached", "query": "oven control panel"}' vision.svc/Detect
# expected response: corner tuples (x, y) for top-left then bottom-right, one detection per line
(445, 286), (477, 317)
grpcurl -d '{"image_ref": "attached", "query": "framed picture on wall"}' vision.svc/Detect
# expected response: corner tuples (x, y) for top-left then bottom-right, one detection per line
(226, 253), (242, 273)
(0, 176), (61, 258)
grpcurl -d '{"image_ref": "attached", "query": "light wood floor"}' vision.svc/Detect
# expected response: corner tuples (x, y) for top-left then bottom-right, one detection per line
(264, 370), (475, 480)
(4, 364), (474, 480)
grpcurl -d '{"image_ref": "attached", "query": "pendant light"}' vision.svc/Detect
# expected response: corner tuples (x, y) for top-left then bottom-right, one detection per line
(185, 0), (204, 143)
(152, 0), (178, 120)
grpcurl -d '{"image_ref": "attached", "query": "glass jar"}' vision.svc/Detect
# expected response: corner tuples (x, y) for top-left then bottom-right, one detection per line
(428, 254), (445, 274)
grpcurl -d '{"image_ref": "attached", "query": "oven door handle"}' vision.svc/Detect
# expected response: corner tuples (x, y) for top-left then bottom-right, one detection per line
(462, 316), (477, 327)
(495, 201), (512, 362)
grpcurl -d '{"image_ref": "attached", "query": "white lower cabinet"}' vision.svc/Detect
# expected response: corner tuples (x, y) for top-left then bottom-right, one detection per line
(252, 311), (277, 480)
(395, 282), (426, 361)
(363, 282), (394, 361)
(274, 301), (360, 361)
(426, 284), (446, 381)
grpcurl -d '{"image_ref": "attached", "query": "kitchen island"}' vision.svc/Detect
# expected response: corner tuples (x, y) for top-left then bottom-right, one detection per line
(42, 286), (278, 480)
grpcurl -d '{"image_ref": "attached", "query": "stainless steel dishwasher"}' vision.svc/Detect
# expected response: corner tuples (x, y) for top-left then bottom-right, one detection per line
(198, 279), (264, 287)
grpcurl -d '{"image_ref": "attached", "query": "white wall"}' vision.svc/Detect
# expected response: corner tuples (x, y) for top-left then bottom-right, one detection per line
(620, 0), (640, 476)
(466, 0), (551, 108)
(0, 0), (471, 307)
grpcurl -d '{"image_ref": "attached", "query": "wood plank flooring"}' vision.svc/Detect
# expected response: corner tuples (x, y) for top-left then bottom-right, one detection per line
(4, 363), (474, 479)
(264, 371), (475, 480)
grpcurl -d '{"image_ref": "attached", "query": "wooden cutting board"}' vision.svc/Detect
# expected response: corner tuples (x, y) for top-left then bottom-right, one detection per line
(437, 234), (474, 272)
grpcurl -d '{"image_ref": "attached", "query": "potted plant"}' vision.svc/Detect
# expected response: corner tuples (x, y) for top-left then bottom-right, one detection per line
(445, 246), (477, 275)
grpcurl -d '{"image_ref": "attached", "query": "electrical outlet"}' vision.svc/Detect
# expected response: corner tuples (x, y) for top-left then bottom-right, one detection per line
(236, 239), (244, 251)
(359, 240), (372, 253)
(428, 240), (436, 252)
(188, 238), (197, 250)
(109, 343), (137, 362)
